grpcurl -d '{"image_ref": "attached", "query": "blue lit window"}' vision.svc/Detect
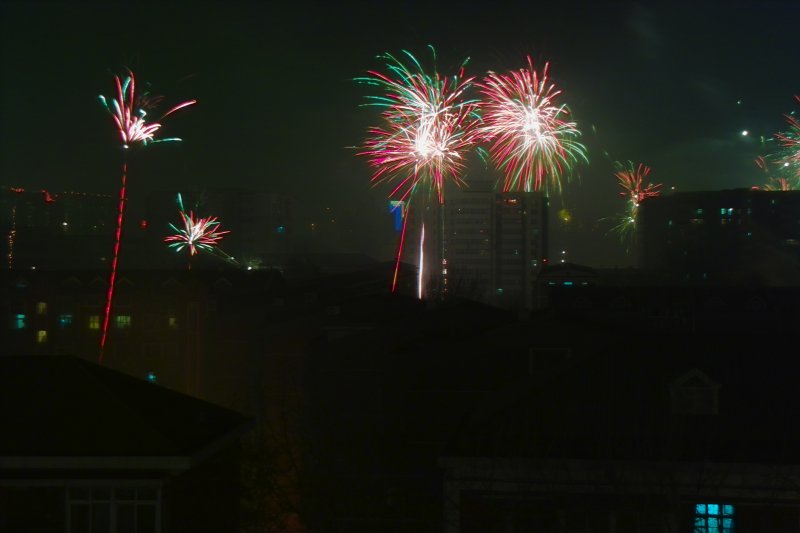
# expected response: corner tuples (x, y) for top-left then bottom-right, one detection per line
(11, 314), (25, 329)
(695, 503), (734, 533)
(696, 208), (704, 216)
(276, 225), (286, 234)
(563, 281), (573, 286)
(146, 371), (158, 384)
(727, 208), (734, 215)
(58, 314), (73, 328)
(720, 208), (726, 215)
(667, 219), (673, 227)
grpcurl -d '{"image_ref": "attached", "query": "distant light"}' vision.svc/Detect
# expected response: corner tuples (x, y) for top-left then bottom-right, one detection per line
(31, 266), (36, 270)
(62, 221), (68, 226)
(785, 162), (790, 167)
(561, 250), (566, 254)
(247, 266), (253, 271)
(146, 371), (157, 384)
(736, 99), (742, 105)
(741, 130), (749, 136)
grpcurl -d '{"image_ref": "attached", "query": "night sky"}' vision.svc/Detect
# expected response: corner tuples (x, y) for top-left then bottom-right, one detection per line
(2, 0), (798, 266)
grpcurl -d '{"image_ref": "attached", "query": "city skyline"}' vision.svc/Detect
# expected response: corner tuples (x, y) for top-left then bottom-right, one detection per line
(1, 0), (799, 267)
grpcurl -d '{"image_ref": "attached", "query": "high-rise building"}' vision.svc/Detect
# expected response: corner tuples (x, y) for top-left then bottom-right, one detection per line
(441, 183), (548, 309)
(639, 188), (800, 284)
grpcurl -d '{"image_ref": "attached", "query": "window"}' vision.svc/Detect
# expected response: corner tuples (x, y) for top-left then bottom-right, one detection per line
(68, 486), (159, 533)
(115, 315), (132, 329)
(37, 330), (47, 343)
(695, 503), (735, 533)
(36, 302), (47, 315)
(670, 369), (720, 415)
(11, 313), (26, 329)
(167, 316), (177, 329)
(88, 315), (100, 330)
(58, 314), (74, 327)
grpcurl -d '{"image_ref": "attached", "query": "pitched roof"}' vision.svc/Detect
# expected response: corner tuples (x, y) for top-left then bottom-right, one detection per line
(0, 356), (250, 463)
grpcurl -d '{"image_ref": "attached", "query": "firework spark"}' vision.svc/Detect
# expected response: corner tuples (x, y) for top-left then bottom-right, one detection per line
(755, 156), (794, 191)
(356, 47), (483, 293)
(98, 70), (194, 362)
(775, 95), (800, 176)
(478, 56), (587, 193)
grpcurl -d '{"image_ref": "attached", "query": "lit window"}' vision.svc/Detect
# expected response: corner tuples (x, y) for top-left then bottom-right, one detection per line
(720, 208), (726, 215)
(695, 208), (704, 216)
(168, 316), (178, 329)
(36, 330), (47, 343)
(58, 314), (73, 328)
(146, 371), (158, 383)
(695, 503), (734, 532)
(115, 315), (132, 329)
(563, 281), (573, 286)
(11, 314), (26, 329)
(36, 302), (47, 315)
(88, 315), (100, 330)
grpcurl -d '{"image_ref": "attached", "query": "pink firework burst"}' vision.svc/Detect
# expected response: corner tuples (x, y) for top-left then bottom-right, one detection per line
(99, 70), (196, 149)
(615, 162), (662, 206)
(165, 211), (230, 257)
(357, 49), (484, 204)
(478, 56), (587, 193)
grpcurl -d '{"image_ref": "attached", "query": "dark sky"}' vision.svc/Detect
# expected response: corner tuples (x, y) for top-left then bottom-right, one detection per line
(1, 0), (799, 266)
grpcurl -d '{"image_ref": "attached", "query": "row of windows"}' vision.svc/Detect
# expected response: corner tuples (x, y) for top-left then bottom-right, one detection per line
(10, 314), (178, 331)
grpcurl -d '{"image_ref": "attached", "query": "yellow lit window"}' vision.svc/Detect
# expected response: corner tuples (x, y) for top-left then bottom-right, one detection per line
(168, 316), (178, 329)
(115, 315), (132, 329)
(36, 330), (47, 343)
(36, 302), (47, 315)
(88, 315), (100, 330)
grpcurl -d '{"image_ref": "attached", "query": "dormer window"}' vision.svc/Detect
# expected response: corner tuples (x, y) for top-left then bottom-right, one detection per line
(670, 368), (720, 415)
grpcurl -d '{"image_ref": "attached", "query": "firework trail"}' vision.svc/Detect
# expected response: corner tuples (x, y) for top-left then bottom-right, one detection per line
(611, 161), (661, 250)
(477, 56), (587, 194)
(98, 70), (195, 362)
(356, 47), (483, 293)
(164, 193), (234, 268)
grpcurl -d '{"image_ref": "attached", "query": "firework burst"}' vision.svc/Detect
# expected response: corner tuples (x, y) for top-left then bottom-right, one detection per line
(164, 193), (236, 269)
(98, 70), (194, 362)
(98, 71), (196, 149)
(611, 161), (662, 251)
(357, 47), (484, 204)
(478, 56), (587, 193)
(356, 47), (483, 293)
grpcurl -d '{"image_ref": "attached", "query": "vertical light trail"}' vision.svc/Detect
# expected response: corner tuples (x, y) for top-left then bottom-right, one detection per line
(418, 223), (425, 300)
(100, 158), (127, 363)
(391, 203), (411, 292)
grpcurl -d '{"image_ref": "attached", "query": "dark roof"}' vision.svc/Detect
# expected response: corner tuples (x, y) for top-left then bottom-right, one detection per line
(0, 356), (250, 459)
(447, 330), (800, 465)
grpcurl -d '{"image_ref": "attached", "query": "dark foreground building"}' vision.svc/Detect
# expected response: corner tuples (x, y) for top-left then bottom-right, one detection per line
(639, 188), (800, 284)
(0, 356), (251, 533)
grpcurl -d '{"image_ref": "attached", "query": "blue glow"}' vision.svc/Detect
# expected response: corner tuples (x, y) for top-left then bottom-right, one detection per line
(12, 314), (25, 330)
(389, 201), (404, 232)
(563, 281), (573, 286)
(146, 371), (157, 384)
(696, 504), (706, 514)
(276, 225), (286, 234)
(58, 314), (73, 328)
